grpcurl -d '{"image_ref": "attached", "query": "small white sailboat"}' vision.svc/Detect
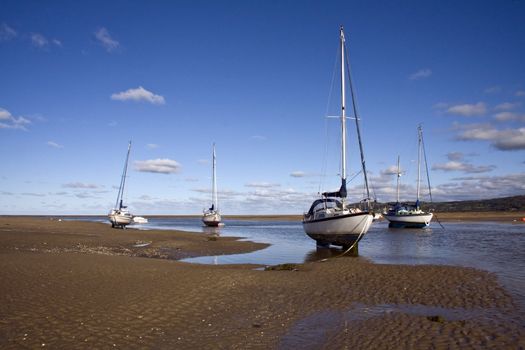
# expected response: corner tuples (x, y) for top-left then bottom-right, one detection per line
(303, 27), (374, 248)
(132, 216), (148, 224)
(384, 126), (433, 228)
(202, 143), (222, 227)
(108, 141), (133, 228)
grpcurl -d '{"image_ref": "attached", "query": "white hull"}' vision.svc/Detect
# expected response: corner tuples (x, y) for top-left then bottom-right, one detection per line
(202, 211), (221, 227)
(108, 211), (133, 227)
(303, 212), (373, 247)
(384, 212), (433, 228)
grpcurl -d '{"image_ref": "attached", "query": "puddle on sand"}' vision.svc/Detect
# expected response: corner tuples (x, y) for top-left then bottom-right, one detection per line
(278, 303), (512, 349)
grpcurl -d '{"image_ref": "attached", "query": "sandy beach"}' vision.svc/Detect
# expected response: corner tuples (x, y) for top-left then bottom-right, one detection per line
(0, 217), (523, 349)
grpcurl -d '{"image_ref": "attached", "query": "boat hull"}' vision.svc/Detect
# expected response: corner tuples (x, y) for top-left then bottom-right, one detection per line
(202, 212), (221, 227)
(384, 212), (433, 228)
(108, 212), (133, 227)
(303, 212), (373, 247)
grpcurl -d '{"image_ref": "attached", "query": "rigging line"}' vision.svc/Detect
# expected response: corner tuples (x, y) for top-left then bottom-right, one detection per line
(343, 35), (371, 207)
(347, 169), (362, 183)
(420, 125), (433, 202)
(319, 39), (341, 195)
(333, 228), (367, 258)
(420, 125), (445, 229)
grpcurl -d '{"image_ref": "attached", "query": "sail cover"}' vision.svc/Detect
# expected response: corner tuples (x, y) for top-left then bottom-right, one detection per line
(322, 179), (347, 198)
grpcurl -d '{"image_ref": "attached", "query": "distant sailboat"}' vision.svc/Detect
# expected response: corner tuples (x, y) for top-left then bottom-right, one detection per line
(202, 143), (222, 227)
(303, 26), (374, 249)
(384, 126), (433, 228)
(108, 141), (133, 228)
(132, 216), (148, 224)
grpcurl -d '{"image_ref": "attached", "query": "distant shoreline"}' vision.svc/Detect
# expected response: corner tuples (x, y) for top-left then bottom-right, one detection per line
(2, 211), (524, 223)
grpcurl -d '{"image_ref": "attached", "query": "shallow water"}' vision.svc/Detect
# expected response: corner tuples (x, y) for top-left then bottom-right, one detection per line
(69, 216), (525, 312)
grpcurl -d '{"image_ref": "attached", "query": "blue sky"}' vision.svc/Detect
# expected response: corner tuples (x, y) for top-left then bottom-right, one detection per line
(1, 0), (524, 215)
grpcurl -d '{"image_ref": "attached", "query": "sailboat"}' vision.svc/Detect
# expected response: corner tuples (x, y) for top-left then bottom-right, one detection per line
(384, 126), (433, 228)
(108, 141), (133, 228)
(303, 26), (374, 248)
(202, 143), (222, 227)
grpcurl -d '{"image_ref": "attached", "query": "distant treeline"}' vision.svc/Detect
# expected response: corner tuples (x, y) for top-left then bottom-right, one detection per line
(366, 195), (525, 212)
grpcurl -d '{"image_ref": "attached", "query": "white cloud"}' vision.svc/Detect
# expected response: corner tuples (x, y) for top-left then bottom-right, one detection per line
(516, 90), (525, 97)
(494, 102), (520, 111)
(134, 158), (181, 174)
(446, 102), (487, 117)
(409, 68), (432, 80)
(111, 86), (165, 105)
(290, 171), (306, 178)
(456, 124), (525, 151)
(0, 109), (10, 120)
(47, 141), (63, 149)
(432, 161), (495, 174)
(62, 182), (101, 189)
(494, 112), (525, 122)
(493, 129), (525, 150)
(484, 86), (502, 94)
(0, 23), (17, 41)
(380, 165), (401, 176)
(245, 182), (281, 188)
(146, 143), (159, 149)
(95, 27), (120, 52)
(0, 108), (31, 130)
(31, 33), (48, 48)
(52, 38), (62, 47)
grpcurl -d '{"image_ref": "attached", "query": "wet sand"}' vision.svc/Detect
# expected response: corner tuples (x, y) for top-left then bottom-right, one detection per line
(0, 217), (523, 349)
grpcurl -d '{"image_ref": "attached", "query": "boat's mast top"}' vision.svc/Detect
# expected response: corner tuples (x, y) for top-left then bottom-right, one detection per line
(416, 126), (422, 205)
(340, 26), (347, 186)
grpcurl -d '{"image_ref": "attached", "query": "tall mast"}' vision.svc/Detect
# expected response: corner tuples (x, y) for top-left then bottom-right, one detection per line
(344, 27), (371, 207)
(340, 27), (347, 186)
(115, 141), (131, 209)
(396, 155), (401, 203)
(416, 126), (422, 206)
(212, 143), (218, 210)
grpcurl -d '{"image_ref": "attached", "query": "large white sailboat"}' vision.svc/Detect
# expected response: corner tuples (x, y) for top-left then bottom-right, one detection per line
(384, 126), (433, 228)
(202, 143), (222, 227)
(303, 27), (374, 249)
(108, 141), (133, 228)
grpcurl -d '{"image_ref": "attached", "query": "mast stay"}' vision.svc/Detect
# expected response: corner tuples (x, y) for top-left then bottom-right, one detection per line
(115, 141), (131, 210)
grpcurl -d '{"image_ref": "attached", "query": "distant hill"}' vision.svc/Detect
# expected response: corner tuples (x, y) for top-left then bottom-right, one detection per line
(371, 195), (525, 212)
